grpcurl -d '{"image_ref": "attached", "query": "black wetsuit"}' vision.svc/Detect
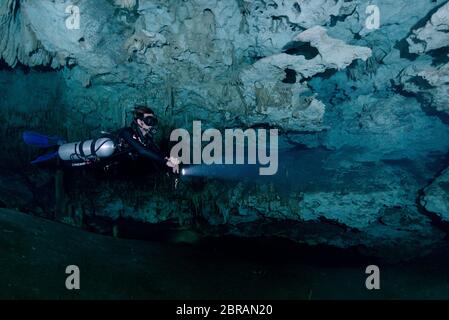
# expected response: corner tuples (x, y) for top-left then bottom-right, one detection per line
(114, 123), (166, 166)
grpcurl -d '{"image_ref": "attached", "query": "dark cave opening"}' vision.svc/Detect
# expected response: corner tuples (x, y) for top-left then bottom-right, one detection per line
(407, 76), (434, 90)
(430, 46), (449, 66)
(282, 41), (320, 60)
(81, 213), (380, 268)
(282, 68), (297, 83)
(12, 0), (20, 19)
(293, 2), (301, 14)
(395, 39), (419, 61)
(0, 58), (57, 74)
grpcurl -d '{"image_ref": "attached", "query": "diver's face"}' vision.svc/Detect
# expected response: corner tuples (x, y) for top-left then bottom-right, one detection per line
(137, 113), (157, 135)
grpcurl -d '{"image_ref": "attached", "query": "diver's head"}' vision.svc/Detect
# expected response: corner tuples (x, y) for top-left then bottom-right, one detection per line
(133, 105), (158, 136)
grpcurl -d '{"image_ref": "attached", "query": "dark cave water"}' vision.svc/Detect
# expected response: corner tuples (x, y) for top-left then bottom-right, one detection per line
(4, 206), (449, 300)
(57, 216), (449, 299)
(23, 207), (446, 299)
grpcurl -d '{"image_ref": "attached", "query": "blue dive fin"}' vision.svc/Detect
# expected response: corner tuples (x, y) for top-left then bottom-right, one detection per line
(30, 151), (59, 164)
(22, 131), (65, 148)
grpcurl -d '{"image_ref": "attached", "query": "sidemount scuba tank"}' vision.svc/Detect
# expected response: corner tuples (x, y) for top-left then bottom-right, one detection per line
(23, 131), (117, 165)
(58, 137), (116, 165)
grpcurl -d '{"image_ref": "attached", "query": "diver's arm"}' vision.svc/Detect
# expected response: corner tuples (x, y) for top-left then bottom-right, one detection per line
(120, 129), (166, 165)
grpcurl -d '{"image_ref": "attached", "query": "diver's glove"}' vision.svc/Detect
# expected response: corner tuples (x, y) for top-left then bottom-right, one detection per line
(165, 156), (181, 174)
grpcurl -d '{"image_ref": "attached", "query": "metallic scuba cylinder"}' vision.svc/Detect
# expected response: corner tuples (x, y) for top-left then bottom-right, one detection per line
(58, 137), (116, 162)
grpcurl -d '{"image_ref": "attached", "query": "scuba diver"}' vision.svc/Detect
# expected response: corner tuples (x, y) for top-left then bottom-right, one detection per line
(23, 105), (181, 174)
(114, 106), (180, 174)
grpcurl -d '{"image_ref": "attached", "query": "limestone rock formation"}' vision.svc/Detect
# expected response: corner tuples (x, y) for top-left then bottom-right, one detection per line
(421, 168), (449, 222)
(399, 2), (449, 116)
(0, 0), (53, 67)
(399, 62), (449, 115)
(407, 2), (449, 54)
(239, 26), (371, 131)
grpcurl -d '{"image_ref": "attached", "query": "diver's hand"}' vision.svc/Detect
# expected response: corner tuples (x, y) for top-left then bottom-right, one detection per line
(165, 156), (181, 174)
